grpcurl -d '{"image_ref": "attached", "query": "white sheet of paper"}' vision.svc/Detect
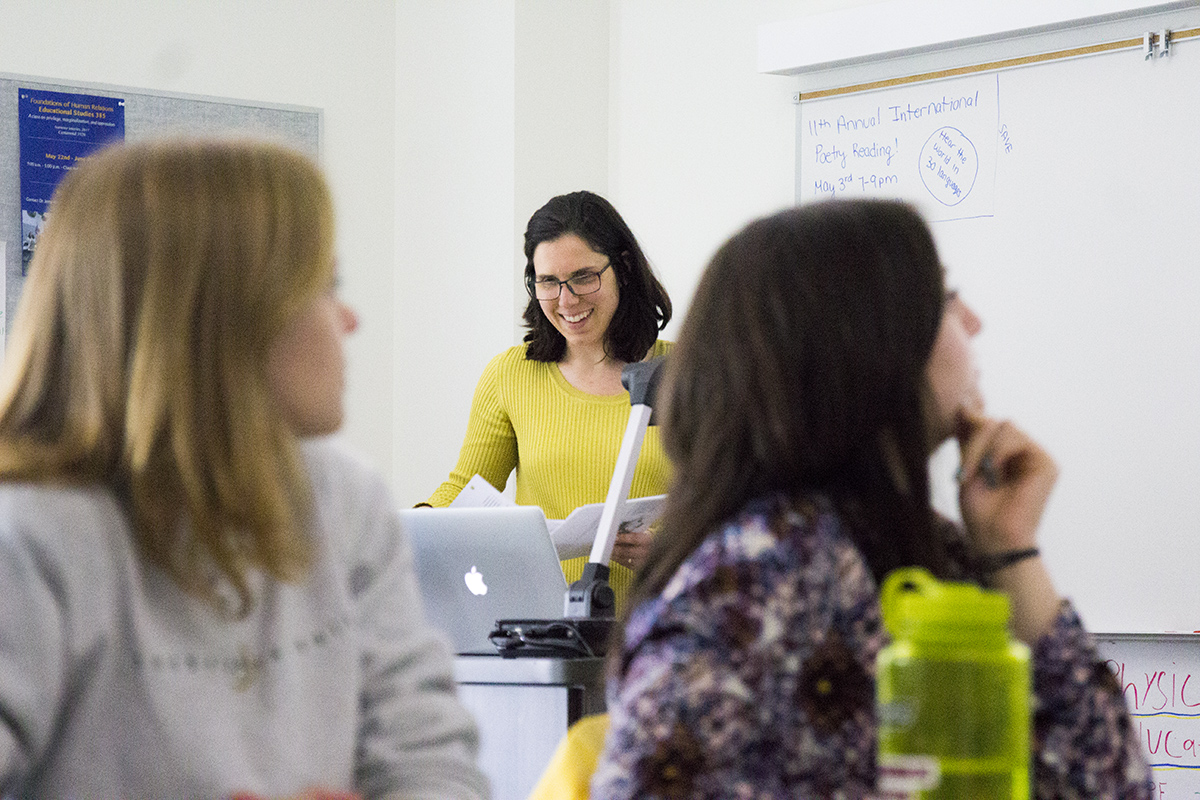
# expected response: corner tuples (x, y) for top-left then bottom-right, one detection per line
(449, 474), (666, 561)
(550, 494), (667, 561)
(448, 473), (516, 508)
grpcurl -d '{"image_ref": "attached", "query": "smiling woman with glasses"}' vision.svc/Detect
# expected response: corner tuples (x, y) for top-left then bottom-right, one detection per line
(425, 191), (672, 611)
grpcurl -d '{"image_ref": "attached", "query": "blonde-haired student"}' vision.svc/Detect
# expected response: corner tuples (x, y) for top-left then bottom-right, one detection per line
(0, 138), (488, 800)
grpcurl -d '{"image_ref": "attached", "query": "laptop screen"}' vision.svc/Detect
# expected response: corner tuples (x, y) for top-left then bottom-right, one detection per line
(401, 506), (569, 655)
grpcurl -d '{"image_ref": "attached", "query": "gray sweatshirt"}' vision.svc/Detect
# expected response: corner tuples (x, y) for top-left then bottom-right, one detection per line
(0, 438), (489, 799)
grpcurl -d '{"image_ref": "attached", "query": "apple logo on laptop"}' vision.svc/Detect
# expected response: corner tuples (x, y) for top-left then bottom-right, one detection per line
(464, 565), (488, 596)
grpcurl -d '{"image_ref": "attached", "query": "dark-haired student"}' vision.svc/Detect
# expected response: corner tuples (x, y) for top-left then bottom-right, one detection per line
(426, 191), (672, 610)
(591, 199), (1153, 799)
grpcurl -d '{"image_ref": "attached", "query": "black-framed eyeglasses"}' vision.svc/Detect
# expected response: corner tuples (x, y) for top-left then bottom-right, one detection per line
(526, 263), (612, 300)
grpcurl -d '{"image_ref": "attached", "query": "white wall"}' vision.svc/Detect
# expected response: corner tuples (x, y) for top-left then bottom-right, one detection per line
(396, 0), (884, 505)
(0, 0), (397, 482)
(607, 0), (858, 321)
(0, 0), (884, 505)
(395, 1), (518, 506)
(396, 0), (612, 506)
(515, 0), (611, 336)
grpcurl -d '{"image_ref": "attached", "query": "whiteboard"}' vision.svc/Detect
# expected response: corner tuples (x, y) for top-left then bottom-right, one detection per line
(1100, 634), (1200, 797)
(796, 33), (1200, 633)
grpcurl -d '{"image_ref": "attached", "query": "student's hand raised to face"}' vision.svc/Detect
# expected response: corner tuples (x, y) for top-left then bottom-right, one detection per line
(955, 409), (1058, 555)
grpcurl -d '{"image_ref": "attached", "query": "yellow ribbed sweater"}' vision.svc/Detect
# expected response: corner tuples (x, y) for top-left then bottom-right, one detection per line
(428, 341), (673, 610)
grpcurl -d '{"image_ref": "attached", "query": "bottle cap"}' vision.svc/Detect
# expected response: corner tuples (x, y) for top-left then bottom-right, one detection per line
(880, 567), (1010, 643)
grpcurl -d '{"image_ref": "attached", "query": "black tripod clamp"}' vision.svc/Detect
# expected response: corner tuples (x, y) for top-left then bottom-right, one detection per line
(564, 561), (616, 619)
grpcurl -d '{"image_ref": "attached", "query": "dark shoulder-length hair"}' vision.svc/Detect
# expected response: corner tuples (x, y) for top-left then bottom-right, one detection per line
(622, 199), (949, 643)
(521, 191), (671, 363)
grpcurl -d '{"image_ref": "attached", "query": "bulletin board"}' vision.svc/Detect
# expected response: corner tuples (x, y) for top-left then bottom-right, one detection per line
(0, 72), (321, 341)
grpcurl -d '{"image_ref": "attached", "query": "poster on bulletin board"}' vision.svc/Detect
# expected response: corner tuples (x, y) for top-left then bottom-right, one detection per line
(1, 72), (321, 349)
(17, 88), (126, 273)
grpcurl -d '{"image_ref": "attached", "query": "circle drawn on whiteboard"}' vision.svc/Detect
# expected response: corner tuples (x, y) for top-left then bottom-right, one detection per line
(918, 126), (978, 206)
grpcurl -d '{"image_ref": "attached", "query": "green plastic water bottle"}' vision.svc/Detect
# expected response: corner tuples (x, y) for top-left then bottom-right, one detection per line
(876, 567), (1031, 800)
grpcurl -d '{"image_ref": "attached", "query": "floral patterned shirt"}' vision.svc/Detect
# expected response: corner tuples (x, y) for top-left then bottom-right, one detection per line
(591, 493), (1153, 800)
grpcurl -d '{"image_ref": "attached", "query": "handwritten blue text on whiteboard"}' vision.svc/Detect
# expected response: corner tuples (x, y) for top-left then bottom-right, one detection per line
(798, 74), (998, 222)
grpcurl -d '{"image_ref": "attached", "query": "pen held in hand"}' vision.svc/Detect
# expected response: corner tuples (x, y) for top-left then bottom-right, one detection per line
(979, 453), (1000, 489)
(955, 452), (1001, 489)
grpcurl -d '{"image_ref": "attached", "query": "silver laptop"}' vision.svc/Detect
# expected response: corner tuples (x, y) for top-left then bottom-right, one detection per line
(402, 506), (569, 655)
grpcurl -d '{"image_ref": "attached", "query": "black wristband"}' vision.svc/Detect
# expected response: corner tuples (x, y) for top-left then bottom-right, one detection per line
(978, 547), (1040, 575)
